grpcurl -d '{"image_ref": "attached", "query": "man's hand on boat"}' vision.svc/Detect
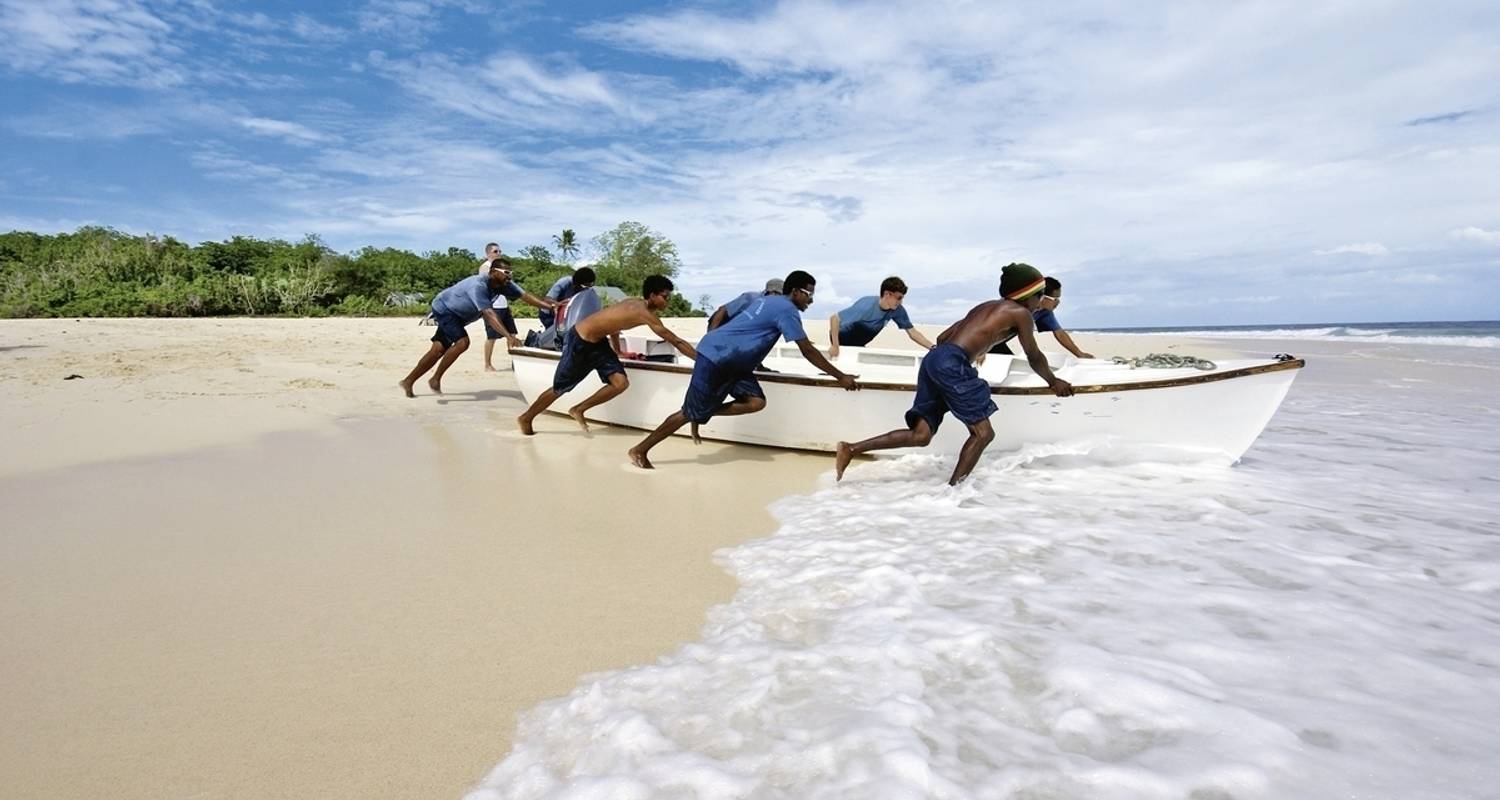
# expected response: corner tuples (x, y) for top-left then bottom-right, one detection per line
(835, 373), (860, 391)
(1049, 378), (1074, 397)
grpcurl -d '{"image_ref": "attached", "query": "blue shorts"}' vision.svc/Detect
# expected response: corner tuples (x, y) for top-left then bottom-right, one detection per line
(430, 312), (468, 349)
(682, 356), (764, 424)
(553, 331), (625, 394)
(905, 343), (997, 433)
(485, 307), (518, 339)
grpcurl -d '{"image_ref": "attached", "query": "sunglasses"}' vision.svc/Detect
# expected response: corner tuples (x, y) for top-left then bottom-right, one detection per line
(794, 287), (815, 299)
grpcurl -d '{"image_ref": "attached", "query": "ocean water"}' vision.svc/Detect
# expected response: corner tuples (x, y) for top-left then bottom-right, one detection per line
(468, 340), (1500, 800)
(1084, 319), (1500, 349)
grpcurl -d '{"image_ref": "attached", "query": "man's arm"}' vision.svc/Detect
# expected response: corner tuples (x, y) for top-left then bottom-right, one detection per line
(906, 328), (935, 349)
(795, 338), (858, 391)
(519, 290), (558, 310)
(643, 314), (698, 361)
(828, 314), (841, 358)
(480, 309), (519, 348)
(1013, 315), (1073, 397)
(706, 305), (730, 331)
(610, 332), (623, 354)
(1052, 329), (1093, 359)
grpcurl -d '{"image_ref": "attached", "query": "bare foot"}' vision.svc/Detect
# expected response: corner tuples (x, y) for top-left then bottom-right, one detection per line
(485, 365), (497, 372)
(399, 379), (416, 398)
(568, 406), (591, 432)
(690, 422), (702, 444)
(628, 448), (654, 469)
(427, 377), (442, 394)
(517, 415), (535, 436)
(835, 442), (854, 481)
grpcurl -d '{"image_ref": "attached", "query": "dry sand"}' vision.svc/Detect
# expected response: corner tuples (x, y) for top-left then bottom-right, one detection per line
(0, 316), (1237, 799)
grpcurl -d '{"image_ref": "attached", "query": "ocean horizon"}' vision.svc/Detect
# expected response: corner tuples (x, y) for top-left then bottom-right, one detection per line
(1081, 319), (1500, 348)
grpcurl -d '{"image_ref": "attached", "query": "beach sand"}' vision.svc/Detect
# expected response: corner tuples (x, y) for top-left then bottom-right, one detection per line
(0, 317), (1241, 799)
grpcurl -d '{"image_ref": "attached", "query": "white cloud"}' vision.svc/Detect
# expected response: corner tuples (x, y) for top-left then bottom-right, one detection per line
(0, 0), (185, 87)
(1450, 226), (1500, 245)
(1314, 243), (1389, 256)
(237, 117), (334, 145)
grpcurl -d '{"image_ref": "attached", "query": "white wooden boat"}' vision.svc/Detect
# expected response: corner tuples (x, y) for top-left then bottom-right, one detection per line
(512, 340), (1303, 462)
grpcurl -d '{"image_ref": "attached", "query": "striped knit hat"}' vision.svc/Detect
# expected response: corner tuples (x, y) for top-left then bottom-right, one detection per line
(999, 262), (1046, 300)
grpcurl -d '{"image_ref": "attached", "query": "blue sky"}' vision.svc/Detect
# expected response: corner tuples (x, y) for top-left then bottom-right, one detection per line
(2, 0), (1498, 327)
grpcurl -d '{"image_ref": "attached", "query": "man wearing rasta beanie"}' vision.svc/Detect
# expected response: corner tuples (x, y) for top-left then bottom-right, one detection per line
(835, 262), (1074, 486)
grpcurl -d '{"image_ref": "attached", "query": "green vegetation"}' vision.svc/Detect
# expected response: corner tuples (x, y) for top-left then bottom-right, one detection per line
(0, 222), (708, 319)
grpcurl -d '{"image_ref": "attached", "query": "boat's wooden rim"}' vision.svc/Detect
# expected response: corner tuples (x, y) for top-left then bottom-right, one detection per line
(511, 347), (1305, 395)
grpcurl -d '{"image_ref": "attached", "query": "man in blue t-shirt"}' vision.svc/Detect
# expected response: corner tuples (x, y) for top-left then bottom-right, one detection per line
(706, 277), (784, 331)
(986, 277), (1094, 359)
(827, 276), (936, 358)
(538, 267), (597, 329)
(628, 270), (859, 470)
(400, 259), (556, 397)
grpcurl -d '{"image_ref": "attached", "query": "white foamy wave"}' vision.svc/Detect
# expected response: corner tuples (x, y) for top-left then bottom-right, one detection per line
(1090, 326), (1500, 348)
(469, 376), (1500, 800)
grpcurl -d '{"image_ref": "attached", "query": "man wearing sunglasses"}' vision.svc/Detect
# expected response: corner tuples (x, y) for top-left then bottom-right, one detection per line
(400, 258), (557, 397)
(478, 242), (522, 371)
(986, 277), (1094, 360)
(629, 270), (858, 469)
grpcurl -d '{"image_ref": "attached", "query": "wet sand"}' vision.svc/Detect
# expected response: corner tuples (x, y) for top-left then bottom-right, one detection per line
(0, 317), (1236, 799)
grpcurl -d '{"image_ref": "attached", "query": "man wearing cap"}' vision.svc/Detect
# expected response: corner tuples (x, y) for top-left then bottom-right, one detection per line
(827, 276), (935, 358)
(835, 263), (1074, 486)
(706, 278), (784, 331)
(399, 259), (557, 397)
(987, 277), (1094, 360)
(628, 270), (859, 470)
(478, 242), (522, 371)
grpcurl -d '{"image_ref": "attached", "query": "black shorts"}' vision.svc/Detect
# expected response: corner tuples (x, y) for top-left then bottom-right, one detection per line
(485, 307), (518, 339)
(681, 356), (764, 424)
(430, 312), (468, 349)
(552, 331), (626, 394)
(905, 343), (997, 433)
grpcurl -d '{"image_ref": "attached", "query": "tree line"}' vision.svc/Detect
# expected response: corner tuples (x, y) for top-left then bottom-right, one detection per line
(0, 221), (709, 319)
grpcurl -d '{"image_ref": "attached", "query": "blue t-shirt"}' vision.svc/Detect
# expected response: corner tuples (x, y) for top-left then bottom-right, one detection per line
(721, 290), (763, 322)
(431, 275), (522, 324)
(995, 308), (1062, 347)
(541, 276), (590, 327)
(836, 296), (913, 346)
(696, 295), (807, 370)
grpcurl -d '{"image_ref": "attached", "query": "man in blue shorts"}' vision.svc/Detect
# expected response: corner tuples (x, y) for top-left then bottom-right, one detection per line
(538, 267), (597, 329)
(517, 275), (698, 435)
(706, 277), (783, 331)
(628, 270), (859, 470)
(478, 242), (522, 371)
(987, 277), (1094, 359)
(827, 276), (935, 358)
(399, 260), (556, 397)
(834, 263), (1074, 486)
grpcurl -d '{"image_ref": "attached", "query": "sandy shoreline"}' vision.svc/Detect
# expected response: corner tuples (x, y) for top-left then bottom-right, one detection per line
(0, 317), (1248, 799)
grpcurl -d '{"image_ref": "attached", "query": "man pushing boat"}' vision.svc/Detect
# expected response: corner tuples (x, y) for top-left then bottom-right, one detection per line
(517, 275), (698, 435)
(835, 263), (1075, 486)
(628, 270), (859, 469)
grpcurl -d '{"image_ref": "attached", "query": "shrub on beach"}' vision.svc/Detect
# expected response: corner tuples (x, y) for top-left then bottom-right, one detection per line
(0, 226), (711, 319)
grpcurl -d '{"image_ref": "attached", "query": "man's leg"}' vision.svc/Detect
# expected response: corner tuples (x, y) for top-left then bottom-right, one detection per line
(568, 372), (628, 431)
(428, 337), (470, 393)
(947, 418), (995, 486)
(516, 388), (561, 435)
(400, 341), (447, 397)
(835, 418), (934, 480)
(691, 390), (766, 444)
(484, 338), (498, 371)
(628, 411), (690, 469)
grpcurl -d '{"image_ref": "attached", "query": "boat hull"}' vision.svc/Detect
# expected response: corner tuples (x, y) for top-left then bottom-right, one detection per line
(512, 346), (1302, 462)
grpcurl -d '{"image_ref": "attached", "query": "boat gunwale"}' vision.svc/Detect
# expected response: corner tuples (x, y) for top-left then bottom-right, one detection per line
(510, 347), (1305, 395)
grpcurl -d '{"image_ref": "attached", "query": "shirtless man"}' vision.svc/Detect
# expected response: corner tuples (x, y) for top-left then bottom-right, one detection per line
(628, 270), (858, 470)
(835, 263), (1075, 486)
(517, 275), (698, 435)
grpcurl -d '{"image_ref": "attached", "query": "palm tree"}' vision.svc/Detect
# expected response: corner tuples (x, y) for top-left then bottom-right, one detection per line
(552, 229), (580, 263)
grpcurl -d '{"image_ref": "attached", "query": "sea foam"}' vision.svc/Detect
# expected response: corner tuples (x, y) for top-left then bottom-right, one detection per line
(469, 348), (1500, 799)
